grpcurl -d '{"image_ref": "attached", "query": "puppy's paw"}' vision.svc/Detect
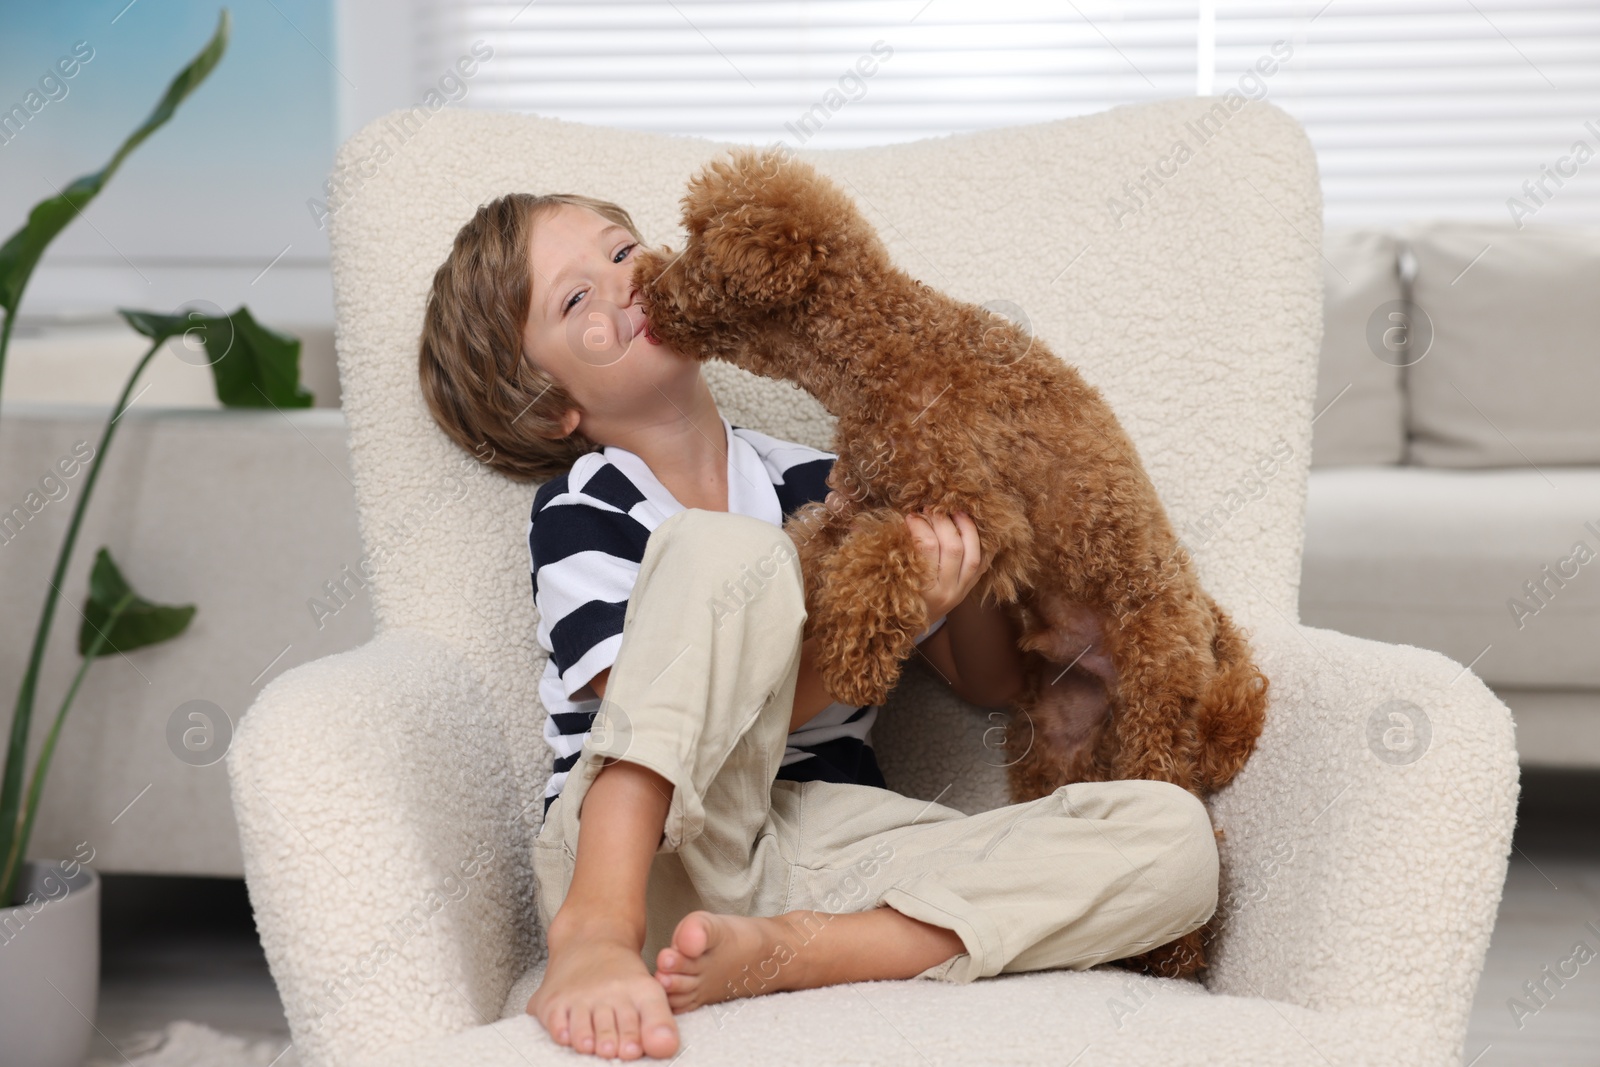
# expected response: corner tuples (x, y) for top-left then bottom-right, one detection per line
(805, 506), (929, 707)
(817, 631), (902, 708)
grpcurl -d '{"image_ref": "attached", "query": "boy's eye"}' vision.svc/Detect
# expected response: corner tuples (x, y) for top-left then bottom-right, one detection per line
(561, 244), (638, 316)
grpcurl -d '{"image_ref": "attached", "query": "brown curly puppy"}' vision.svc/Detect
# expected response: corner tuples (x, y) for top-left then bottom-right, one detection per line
(634, 147), (1270, 980)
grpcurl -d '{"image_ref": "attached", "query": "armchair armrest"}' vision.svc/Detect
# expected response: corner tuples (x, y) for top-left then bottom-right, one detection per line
(1205, 613), (1519, 1066)
(227, 628), (543, 1067)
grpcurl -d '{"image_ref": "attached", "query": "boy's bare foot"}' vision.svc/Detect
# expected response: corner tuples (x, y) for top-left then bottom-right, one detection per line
(654, 910), (817, 1011)
(655, 906), (967, 1011)
(527, 916), (679, 1060)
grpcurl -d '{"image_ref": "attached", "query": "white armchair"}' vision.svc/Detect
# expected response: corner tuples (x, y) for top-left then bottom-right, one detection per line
(227, 101), (1518, 1066)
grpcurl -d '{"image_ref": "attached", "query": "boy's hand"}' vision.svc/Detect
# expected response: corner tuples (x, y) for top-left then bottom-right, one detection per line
(905, 508), (989, 623)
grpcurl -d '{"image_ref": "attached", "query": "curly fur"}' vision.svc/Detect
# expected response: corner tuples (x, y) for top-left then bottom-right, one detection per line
(634, 147), (1271, 980)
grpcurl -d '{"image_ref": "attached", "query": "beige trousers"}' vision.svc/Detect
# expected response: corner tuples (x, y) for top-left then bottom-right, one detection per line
(532, 508), (1219, 985)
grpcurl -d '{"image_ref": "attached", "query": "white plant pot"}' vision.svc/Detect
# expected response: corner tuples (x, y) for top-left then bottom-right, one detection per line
(0, 859), (101, 1067)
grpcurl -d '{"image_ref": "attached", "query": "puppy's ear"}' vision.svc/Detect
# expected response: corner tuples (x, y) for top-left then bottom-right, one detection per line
(678, 147), (859, 309)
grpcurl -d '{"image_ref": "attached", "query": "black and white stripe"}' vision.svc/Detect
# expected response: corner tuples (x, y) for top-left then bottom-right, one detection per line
(528, 415), (944, 816)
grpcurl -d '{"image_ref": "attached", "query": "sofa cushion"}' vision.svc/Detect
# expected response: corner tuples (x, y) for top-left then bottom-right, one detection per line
(1311, 230), (1406, 467)
(1404, 222), (1600, 467)
(1298, 466), (1600, 688)
(1489, 688), (1600, 767)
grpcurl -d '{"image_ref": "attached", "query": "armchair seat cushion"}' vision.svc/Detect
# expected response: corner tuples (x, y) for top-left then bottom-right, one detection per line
(358, 962), (1427, 1067)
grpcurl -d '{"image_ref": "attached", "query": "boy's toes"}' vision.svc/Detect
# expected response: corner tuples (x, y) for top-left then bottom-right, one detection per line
(656, 943), (699, 976)
(592, 1006), (620, 1059)
(655, 969), (693, 993)
(668, 911), (714, 965)
(532, 999), (572, 1047)
(547, 1004), (571, 1046)
(569, 1006), (595, 1055)
(638, 994), (680, 1058)
(665, 986), (703, 1014)
(614, 1006), (644, 1060)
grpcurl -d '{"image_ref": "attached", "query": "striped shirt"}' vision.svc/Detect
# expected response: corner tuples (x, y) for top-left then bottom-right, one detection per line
(527, 414), (946, 817)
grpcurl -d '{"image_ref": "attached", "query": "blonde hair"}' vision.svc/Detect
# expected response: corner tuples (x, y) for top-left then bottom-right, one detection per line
(418, 192), (646, 483)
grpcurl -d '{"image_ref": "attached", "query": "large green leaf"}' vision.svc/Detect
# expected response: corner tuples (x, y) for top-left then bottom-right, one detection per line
(0, 9), (231, 316)
(120, 305), (314, 408)
(77, 548), (195, 657)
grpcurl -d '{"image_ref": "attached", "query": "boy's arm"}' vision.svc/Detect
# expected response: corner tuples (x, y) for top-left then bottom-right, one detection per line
(916, 591), (1028, 709)
(789, 635), (839, 731)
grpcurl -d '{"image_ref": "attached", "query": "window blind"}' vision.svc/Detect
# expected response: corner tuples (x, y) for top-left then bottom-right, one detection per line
(412, 0), (1600, 225)
(412, 0), (1200, 147)
(1215, 0), (1600, 225)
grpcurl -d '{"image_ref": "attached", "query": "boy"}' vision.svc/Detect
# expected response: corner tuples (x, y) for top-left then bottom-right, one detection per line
(418, 192), (1221, 1061)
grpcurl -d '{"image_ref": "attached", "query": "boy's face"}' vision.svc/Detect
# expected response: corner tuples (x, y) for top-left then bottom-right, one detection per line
(521, 204), (683, 439)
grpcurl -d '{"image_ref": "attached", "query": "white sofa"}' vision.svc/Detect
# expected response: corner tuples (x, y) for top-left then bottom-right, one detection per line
(0, 403), (369, 877)
(222, 101), (1518, 1066)
(1301, 224), (1600, 766)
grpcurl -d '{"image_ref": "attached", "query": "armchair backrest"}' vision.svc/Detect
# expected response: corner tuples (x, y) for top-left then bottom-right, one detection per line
(326, 101), (1323, 811)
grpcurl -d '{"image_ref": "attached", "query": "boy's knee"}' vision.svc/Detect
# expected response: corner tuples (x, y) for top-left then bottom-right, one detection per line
(1133, 781), (1220, 917)
(1055, 779), (1219, 915)
(661, 508), (803, 588)
(673, 506), (793, 549)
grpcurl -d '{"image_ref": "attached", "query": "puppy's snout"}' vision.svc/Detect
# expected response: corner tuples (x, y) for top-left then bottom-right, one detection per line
(636, 245), (684, 306)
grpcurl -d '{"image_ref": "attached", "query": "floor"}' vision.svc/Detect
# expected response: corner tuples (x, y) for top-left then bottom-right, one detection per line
(82, 768), (1600, 1066)
(1462, 767), (1600, 1067)
(90, 875), (298, 1066)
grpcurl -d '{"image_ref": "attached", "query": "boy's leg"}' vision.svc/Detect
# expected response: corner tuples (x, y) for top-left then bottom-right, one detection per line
(770, 776), (1220, 983)
(535, 506), (810, 949)
(531, 757), (682, 1059)
(530, 507), (811, 1057)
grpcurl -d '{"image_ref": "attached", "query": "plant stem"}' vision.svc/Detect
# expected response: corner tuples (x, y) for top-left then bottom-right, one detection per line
(0, 337), (163, 905)
(0, 308), (14, 417)
(0, 594), (130, 905)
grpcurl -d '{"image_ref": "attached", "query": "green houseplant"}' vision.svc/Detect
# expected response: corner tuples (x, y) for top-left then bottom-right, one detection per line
(0, 5), (313, 930)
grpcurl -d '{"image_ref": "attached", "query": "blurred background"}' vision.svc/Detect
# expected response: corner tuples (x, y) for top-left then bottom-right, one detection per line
(1, 3), (1597, 1065)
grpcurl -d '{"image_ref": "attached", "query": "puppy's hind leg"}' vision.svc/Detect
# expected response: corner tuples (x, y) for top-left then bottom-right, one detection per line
(1004, 660), (1116, 804)
(1003, 594), (1121, 802)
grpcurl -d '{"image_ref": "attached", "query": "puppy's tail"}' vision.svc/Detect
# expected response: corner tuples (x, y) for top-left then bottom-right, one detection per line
(1193, 595), (1270, 794)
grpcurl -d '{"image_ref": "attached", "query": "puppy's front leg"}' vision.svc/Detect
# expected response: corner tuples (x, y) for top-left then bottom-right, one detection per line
(804, 506), (933, 707)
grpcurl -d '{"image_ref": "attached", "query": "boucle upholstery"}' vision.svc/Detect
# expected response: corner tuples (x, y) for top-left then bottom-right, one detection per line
(226, 100), (1518, 1066)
